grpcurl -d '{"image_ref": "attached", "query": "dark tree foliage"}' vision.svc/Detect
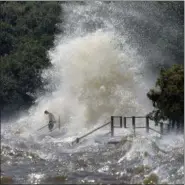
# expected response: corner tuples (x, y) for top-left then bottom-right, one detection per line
(147, 64), (184, 125)
(0, 2), (62, 115)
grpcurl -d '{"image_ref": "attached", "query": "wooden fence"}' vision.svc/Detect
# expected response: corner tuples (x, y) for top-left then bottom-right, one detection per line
(72, 116), (183, 144)
(111, 116), (162, 136)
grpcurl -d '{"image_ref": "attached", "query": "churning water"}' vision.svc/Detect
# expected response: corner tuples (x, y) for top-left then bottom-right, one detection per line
(1, 2), (184, 184)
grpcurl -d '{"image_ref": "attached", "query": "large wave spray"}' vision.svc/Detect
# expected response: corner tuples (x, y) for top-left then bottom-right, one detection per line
(11, 2), (160, 135)
(14, 30), (149, 136)
(2, 2), (184, 184)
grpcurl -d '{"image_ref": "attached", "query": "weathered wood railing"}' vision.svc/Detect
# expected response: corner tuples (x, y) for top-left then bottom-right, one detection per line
(111, 116), (151, 136)
(72, 121), (110, 144)
(110, 116), (183, 136)
(72, 116), (183, 144)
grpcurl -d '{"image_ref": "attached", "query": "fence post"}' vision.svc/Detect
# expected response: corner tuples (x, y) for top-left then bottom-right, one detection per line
(124, 117), (126, 128)
(167, 124), (170, 133)
(160, 122), (164, 135)
(181, 123), (184, 134)
(111, 116), (114, 137)
(132, 116), (135, 136)
(172, 120), (175, 130)
(146, 116), (149, 133)
(120, 116), (122, 128)
(176, 122), (180, 134)
(76, 137), (79, 143)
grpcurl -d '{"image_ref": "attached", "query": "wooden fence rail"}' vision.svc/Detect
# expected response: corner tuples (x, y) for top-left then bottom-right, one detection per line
(72, 121), (110, 144)
(72, 115), (182, 144)
(110, 116), (169, 136)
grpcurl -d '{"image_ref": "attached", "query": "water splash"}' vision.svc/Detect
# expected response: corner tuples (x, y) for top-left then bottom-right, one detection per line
(9, 29), (148, 137)
(1, 2), (183, 184)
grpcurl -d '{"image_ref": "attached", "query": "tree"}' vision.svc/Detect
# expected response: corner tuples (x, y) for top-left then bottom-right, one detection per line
(0, 2), (62, 116)
(147, 64), (184, 126)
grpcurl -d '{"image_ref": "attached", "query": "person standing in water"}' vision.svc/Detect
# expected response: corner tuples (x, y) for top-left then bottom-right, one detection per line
(44, 110), (56, 131)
